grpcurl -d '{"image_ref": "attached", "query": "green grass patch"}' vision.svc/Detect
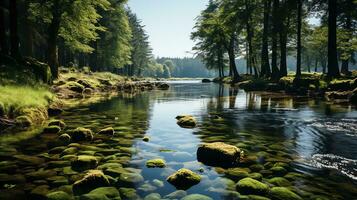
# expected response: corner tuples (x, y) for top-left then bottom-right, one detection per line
(0, 85), (54, 117)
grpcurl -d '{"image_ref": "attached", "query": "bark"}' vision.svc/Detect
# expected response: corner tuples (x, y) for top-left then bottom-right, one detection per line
(327, 0), (340, 77)
(261, 0), (271, 77)
(279, 14), (290, 77)
(296, 0), (302, 77)
(47, 14), (61, 79)
(0, 0), (8, 55)
(9, 0), (19, 57)
(227, 36), (240, 81)
(314, 59), (318, 72)
(340, 7), (352, 75)
(271, 0), (280, 80)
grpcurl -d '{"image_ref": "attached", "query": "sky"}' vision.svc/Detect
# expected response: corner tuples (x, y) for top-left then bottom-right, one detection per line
(128, 0), (209, 58)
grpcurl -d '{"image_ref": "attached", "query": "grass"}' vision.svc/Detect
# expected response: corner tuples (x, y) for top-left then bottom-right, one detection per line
(0, 85), (54, 118)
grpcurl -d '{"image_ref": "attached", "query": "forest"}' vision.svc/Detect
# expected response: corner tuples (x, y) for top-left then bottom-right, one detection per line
(0, 0), (357, 200)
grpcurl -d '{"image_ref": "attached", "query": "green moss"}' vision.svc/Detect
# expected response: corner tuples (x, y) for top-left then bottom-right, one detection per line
(72, 170), (110, 195)
(270, 187), (302, 200)
(46, 191), (71, 200)
(15, 115), (33, 127)
(176, 115), (197, 128)
(48, 120), (66, 128)
(71, 155), (98, 171)
(167, 168), (201, 190)
(268, 177), (292, 187)
(43, 125), (61, 134)
(62, 81), (85, 93)
(226, 168), (250, 181)
(181, 194), (213, 200)
(146, 159), (166, 168)
(236, 177), (269, 195)
(271, 166), (288, 176)
(97, 127), (115, 135)
(70, 127), (93, 142)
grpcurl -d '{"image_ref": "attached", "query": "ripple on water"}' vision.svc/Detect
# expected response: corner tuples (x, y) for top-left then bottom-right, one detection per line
(311, 154), (357, 180)
(310, 118), (357, 136)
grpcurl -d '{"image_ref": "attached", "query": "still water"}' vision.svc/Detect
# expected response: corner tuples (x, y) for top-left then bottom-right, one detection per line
(0, 81), (356, 199)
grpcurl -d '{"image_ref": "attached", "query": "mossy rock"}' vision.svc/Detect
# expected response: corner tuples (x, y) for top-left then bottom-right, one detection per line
(248, 195), (271, 200)
(270, 166), (287, 176)
(181, 194), (213, 200)
(197, 142), (241, 167)
(49, 120), (66, 128)
(328, 79), (353, 91)
(64, 81), (85, 93)
(270, 187), (302, 200)
(144, 193), (161, 200)
(15, 115), (33, 127)
(58, 134), (71, 145)
(71, 155), (98, 171)
(225, 168), (250, 181)
(48, 107), (63, 116)
(43, 125), (61, 134)
(268, 177), (291, 187)
(248, 172), (263, 181)
(72, 170), (110, 195)
(143, 136), (150, 142)
(97, 127), (115, 136)
(77, 79), (95, 89)
(81, 187), (120, 200)
(46, 191), (72, 200)
(350, 88), (357, 104)
(23, 57), (52, 84)
(236, 177), (269, 195)
(176, 115), (197, 128)
(146, 159), (166, 168)
(70, 127), (93, 142)
(167, 168), (201, 190)
(156, 82), (170, 90)
(118, 172), (144, 186)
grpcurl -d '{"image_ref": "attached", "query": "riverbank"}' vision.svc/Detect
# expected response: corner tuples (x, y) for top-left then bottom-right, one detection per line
(209, 72), (357, 104)
(0, 65), (170, 134)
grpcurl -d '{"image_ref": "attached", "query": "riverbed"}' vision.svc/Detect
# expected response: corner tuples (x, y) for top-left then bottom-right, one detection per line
(0, 80), (356, 199)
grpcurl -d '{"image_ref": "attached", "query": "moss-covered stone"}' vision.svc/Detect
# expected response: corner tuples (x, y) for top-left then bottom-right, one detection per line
(46, 191), (71, 200)
(81, 187), (120, 200)
(146, 159), (166, 168)
(270, 187), (302, 200)
(97, 127), (115, 136)
(43, 125), (61, 134)
(181, 194), (213, 200)
(270, 166), (287, 176)
(236, 177), (269, 195)
(48, 120), (66, 128)
(70, 127), (93, 142)
(167, 168), (201, 190)
(59, 134), (71, 145)
(142, 136), (150, 142)
(144, 193), (161, 200)
(248, 172), (263, 181)
(268, 177), (291, 187)
(15, 115), (32, 127)
(118, 172), (144, 186)
(71, 155), (98, 171)
(72, 170), (110, 195)
(119, 188), (140, 200)
(225, 168), (250, 181)
(64, 81), (85, 93)
(197, 142), (241, 167)
(176, 115), (197, 128)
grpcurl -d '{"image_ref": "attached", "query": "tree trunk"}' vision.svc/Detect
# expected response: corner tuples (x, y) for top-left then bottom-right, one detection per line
(261, 0), (271, 78)
(0, 0), (8, 55)
(340, 7), (352, 75)
(227, 36), (240, 81)
(9, 0), (19, 57)
(296, 0), (302, 77)
(271, 0), (280, 80)
(327, 0), (340, 78)
(314, 59), (318, 72)
(47, 14), (61, 79)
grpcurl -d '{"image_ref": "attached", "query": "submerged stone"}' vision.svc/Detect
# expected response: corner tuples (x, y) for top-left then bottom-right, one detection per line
(70, 127), (93, 142)
(164, 190), (187, 199)
(236, 177), (269, 195)
(118, 172), (144, 186)
(197, 142), (241, 167)
(43, 125), (61, 134)
(80, 187), (120, 200)
(46, 191), (71, 200)
(144, 193), (161, 200)
(73, 170), (110, 195)
(176, 115), (197, 128)
(166, 168), (201, 190)
(270, 187), (302, 200)
(181, 194), (213, 200)
(97, 127), (115, 136)
(71, 155), (98, 171)
(119, 187), (140, 199)
(146, 159), (166, 168)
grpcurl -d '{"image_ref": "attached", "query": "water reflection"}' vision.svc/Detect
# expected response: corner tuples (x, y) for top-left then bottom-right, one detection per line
(0, 81), (356, 199)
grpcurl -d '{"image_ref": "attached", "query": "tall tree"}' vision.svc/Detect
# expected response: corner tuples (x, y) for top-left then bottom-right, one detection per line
(261, 0), (271, 78)
(9, 0), (19, 57)
(271, 0), (280, 80)
(296, 0), (302, 77)
(0, 0), (7, 55)
(327, 0), (340, 77)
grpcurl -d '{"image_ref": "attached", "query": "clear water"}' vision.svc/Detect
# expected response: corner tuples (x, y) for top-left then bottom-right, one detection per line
(1, 81), (356, 199)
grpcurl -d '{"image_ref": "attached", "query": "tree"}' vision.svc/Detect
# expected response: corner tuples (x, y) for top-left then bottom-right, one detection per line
(261, 0), (271, 78)
(164, 60), (175, 73)
(327, 0), (340, 77)
(163, 65), (171, 78)
(9, 0), (19, 57)
(29, 0), (110, 78)
(296, 0), (302, 77)
(0, 0), (7, 55)
(271, 0), (280, 80)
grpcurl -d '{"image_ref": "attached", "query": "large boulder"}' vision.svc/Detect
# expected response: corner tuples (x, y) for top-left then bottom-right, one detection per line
(236, 177), (269, 195)
(197, 142), (241, 167)
(73, 170), (110, 195)
(166, 168), (201, 190)
(176, 115), (197, 128)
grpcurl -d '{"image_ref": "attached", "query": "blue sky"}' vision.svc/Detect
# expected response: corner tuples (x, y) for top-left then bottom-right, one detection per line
(127, 0), (208, 58)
